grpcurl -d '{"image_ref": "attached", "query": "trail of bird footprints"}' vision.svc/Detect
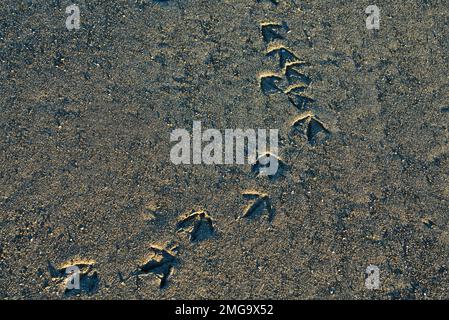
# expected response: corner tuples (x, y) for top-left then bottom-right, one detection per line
(53, 1), (335, 294)
(260, 45), (315, 110)
(258, 18), (332, 145)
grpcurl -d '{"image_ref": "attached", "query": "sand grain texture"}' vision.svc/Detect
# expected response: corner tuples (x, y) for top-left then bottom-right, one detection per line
(0, 0), (448, 299)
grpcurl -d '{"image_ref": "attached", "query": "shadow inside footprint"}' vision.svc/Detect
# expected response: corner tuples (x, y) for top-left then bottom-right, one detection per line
(286, 85), (315, 110)
(267, 46), (301, 69)
(251, 153), (288, 180)
(176, 210), (215, 242)
(261, 22), (288, 43)
(260, 75), (283, 95)
(242, 192), (275, 222)
(285, 64), (312, 85)
(138, 246), (177, 289)
(48, 261), (99, 296)
(257, 0), (280, 6)
(291, 114), (331, 145)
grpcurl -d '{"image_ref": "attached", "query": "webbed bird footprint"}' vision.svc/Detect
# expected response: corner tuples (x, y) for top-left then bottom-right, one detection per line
(285, 84), (315, 110)
(48, 260), (99, 296)
(176, 210), (215, 242)
(241, 191), (275, 222)
(260, 73), (283, 95)
(267, 45), (304, 69)
(251, 152), (288, 180)
(285, 62), (312, 85)
(291, 112), (331, 145)
(136, 245), (178, 289)
(261, 22), (288, 43)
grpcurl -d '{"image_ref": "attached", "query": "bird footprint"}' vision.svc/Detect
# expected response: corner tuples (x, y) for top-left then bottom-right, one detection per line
(261, 22), (288, 43)
(241, 191), (275, 222)
(136, 245), (178, 289)
(48, 260), (99, 296)
(176, 210), (215, 242)
(291, 112), (331, 145)
(251, 152), (288, 180)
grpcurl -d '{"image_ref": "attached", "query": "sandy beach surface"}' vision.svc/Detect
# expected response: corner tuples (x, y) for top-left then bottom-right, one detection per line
(0, 0), (448, 299)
